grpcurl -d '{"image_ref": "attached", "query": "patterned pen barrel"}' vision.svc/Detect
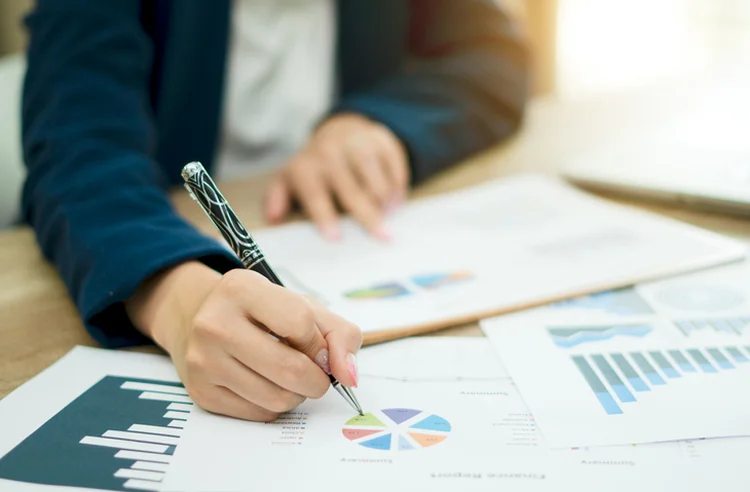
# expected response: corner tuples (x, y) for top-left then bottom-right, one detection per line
(181, 161), (281, 284)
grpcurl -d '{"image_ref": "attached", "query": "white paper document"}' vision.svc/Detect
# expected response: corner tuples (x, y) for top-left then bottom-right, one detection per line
(248, 174), (745, 335)
(0, 347), (193, 492)
(481, 261), (750, 448)
(1, 341), (746, 492)
(162, 338), (748, 492)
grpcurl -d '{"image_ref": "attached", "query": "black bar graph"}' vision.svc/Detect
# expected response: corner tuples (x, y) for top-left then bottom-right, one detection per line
(0, 376), (192, 491)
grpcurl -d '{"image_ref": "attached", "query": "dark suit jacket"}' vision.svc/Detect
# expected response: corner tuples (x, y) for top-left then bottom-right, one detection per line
(21, 0), (529, 347)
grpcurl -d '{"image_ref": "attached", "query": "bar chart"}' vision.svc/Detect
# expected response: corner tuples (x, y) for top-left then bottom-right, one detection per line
(675, 317), (750, 337)
(342, 271), (474, 301)
(0, 376), (193, 491)
(572, 347), (750, 415)
(655, 284), (745, 312)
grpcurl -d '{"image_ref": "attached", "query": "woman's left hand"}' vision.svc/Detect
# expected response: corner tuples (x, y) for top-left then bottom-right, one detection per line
(264, 113), (409, 241)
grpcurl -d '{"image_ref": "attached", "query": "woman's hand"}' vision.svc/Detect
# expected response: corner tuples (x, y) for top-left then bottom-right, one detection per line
(126, 261), (362, 422)
(265, 113), (410, 241)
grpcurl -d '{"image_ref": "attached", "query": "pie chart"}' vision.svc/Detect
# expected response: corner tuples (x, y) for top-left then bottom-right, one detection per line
(342, 408), (451, 451)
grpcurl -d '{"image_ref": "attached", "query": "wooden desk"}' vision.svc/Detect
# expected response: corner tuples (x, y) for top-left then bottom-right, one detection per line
(2, 87), (749, 399)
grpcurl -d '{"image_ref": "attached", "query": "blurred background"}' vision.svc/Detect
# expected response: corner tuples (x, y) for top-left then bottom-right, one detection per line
(1, 0), (749, 227)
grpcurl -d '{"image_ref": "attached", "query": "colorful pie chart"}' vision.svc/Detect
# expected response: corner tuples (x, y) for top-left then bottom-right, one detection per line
(342, 408), (451, 451)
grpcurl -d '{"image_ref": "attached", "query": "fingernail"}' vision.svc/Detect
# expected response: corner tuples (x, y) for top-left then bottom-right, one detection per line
(374, 225), (392, 241)
(315, 348), (331, 375)
(346, 353), (359, 388)
(322, 224), (341, 242)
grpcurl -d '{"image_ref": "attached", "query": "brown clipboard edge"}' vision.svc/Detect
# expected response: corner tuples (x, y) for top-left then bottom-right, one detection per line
(362, 251), (747, 346)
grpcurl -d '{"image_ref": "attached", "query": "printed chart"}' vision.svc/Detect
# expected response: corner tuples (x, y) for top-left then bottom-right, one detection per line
(483, 306), (750, 448)
(655, 284), (745, 312)
(0, 376), (192, 491)
(343, 271), (474, 301)
(545, 323), (750, 416)
(342, 409), (451, 451)
(550, 289), (655, 316)
(675, 317), (750, 337)
(548, 324), (653, 349)
(570, 346), (750, 415)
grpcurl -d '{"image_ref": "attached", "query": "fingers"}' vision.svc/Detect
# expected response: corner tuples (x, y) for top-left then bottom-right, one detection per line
(218, 355), (308, 412)
(264, 177), (292, 224)
(314, 304), (363, 388)
(326, 153), (388, 239)
(224, 317), (330, 398)
(287, 161), (341, 241)
(346, 139), (392, 208)
(218, 270), (330, 365)
(195, 385), (281, 422)
(370, 125), (410, 201)
(273, 114), (409, 240)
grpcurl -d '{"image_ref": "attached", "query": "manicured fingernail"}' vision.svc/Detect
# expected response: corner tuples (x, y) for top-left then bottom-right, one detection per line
(315, 348), (331, 374)
(322, 224), (341, 242)
(346, 353), (359, 388)
(373, 225), (391, 241)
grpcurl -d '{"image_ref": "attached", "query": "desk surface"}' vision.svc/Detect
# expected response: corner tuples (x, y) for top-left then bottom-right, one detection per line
(2, 85), (749, 399)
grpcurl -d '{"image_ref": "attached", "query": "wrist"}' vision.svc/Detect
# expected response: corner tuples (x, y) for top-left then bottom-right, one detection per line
(126, 261), (221, 354)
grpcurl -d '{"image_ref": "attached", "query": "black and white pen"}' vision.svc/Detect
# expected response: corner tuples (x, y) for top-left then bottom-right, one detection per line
(181, 162), (364, 416)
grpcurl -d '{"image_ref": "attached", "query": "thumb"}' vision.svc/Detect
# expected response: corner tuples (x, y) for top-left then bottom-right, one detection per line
(265, 176), (291, 224)
(313, 305), (363, 388)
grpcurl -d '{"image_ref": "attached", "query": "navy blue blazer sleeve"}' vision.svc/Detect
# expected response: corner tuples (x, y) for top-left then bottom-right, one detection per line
(335, 0), (530, 184)
(21, 1), (241, 348)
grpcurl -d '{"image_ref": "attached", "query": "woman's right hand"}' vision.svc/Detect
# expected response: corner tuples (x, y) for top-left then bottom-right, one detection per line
(126, 261), (362, 422)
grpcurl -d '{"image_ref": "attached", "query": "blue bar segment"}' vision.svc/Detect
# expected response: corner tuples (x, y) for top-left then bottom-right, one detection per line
(630, 352), (666, 385)
(668, 350), (696, 372)
(728, 318), (748, 334)
(610, 353), (650, 392)
(711, 319), (742, 335)
(591, 355), (636, 403)
(674, 321), (694, 337)
(687, 349), (717, 373)
(706, 348), (734, 370)
(649, 351), (681, 378)
(726, 347), (749, 363)
(572, 356), (623, 415)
